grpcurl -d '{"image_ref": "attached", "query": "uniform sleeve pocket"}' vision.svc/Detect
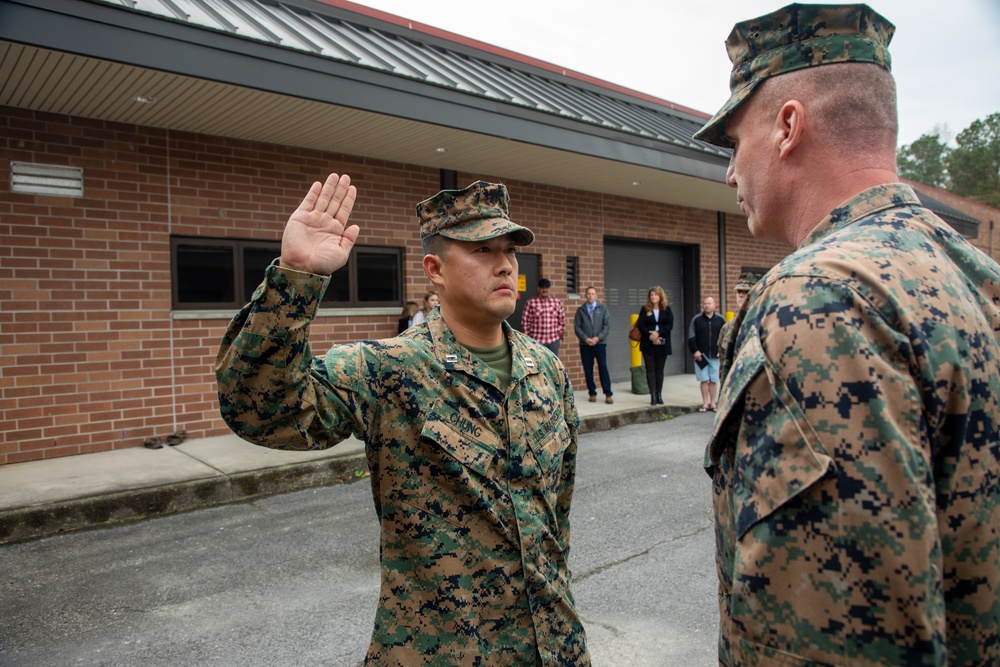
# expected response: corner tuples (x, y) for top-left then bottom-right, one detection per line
(709, 328), (833, 540)
(527, 411), (563, 449)
(528, 412), (571, 482)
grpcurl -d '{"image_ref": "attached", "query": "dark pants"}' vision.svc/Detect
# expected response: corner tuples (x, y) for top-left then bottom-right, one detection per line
(542, 340), (560, 356)
(580, 343), (612, 397)
(642, 346), (669, 396)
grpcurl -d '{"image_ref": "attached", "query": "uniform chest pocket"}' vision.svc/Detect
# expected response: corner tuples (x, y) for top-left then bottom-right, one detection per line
(709, 327), (832, 540)
(385, 403), (503, 529)
(420, 401), (500, 478)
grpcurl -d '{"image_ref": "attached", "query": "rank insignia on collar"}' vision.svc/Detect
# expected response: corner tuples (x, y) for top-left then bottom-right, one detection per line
(524, 357), (535, 367)
(445, 354), (459, 363)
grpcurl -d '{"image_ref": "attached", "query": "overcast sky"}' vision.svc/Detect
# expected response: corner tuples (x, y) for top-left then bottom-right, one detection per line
(348, 0), (1000, 148)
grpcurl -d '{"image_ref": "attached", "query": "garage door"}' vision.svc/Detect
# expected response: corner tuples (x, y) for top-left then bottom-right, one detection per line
(604, 240), (687, 383)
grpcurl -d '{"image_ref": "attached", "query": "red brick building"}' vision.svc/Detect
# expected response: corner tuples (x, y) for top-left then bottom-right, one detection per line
(903, 178), (1000, 259)
(0, 0), (990, 464)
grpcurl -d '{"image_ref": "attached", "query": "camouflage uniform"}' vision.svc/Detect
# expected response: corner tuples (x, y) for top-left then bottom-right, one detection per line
(718, 272), (764, 388)
(705, 183), (1000, 665)
(716, 320), (737, 385)
(216, 180), (588, 666)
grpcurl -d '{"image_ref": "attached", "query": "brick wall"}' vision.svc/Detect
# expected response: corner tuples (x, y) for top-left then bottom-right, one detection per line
(721, 214), (791, 314)
(1, 106), (783, 464)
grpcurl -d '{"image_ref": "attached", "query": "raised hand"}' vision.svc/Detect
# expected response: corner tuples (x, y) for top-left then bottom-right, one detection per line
(279, 173), (359, 275)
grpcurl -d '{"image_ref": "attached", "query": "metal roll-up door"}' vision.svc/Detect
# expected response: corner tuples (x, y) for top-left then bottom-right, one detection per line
(603, 240), (687, 382)
(507, 253), (540, 332)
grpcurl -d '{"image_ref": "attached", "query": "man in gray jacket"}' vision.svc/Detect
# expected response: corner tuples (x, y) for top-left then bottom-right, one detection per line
(573, 286), (613, 403)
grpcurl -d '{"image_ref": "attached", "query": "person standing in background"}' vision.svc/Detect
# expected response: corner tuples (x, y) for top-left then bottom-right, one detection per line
(716, 271), (762, 386)
(573, 286), (613, 404)
(521, 277), (566, 355)
(397, 300), (418, 334)
(410, 290), (439, 326)
(687, 296), (725, 412)
(636, 285), (673, 405)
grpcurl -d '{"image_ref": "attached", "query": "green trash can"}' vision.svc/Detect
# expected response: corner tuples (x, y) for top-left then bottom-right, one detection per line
(631, 365), (649, 395)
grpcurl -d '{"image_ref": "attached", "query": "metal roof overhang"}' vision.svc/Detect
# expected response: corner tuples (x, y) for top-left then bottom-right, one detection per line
(0, 0), (739, 215)
(913, 190), (981, 238)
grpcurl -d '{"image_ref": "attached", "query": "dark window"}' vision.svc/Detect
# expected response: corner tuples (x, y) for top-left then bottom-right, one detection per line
(321, 246), (403, 306)
(440, 168), (458, 191)
(172, 239), (271, 309)
(242, 246), (279, 303)
(171, 237), (403, 309)
(174, 241), (237, 306)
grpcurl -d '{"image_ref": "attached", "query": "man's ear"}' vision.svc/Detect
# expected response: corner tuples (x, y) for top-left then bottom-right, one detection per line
(422, 253), (445, 288)
(776, 100), (805, 160)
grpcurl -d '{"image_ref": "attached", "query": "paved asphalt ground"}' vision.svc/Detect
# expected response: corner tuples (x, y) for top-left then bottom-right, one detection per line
(0, 413), (719, 667)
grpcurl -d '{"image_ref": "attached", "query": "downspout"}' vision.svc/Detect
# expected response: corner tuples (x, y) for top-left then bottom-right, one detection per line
(718, 211), (727, 313)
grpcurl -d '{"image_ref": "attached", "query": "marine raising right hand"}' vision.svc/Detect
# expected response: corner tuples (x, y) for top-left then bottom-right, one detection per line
(279, 173), (360, 276)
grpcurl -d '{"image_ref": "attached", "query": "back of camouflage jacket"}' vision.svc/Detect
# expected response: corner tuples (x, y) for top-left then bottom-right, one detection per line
(706, 184), (1000, 666)
(216, 263), (589, 666)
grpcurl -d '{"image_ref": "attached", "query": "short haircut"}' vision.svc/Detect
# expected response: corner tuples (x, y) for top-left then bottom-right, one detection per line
(538, 278), (551, 288)
(750, 62), (898, 157)
(421, 233), (450, 257)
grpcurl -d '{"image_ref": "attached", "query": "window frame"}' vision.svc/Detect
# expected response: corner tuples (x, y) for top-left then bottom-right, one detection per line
(170, 236), (404, 311)
(323, 244), (405, 308)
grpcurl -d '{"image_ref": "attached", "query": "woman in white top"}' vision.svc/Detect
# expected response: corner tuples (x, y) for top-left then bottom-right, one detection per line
(410, 290), (439, 326)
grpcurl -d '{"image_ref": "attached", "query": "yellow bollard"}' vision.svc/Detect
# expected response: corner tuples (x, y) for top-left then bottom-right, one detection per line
(630, 313), (642, 368)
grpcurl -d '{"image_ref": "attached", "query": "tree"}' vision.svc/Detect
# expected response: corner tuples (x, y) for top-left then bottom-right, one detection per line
(946, 112), (1000, 209)
(897, 131), (950, 189)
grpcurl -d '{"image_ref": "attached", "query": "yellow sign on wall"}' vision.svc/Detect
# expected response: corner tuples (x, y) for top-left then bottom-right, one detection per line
(518, 275), (526, 292)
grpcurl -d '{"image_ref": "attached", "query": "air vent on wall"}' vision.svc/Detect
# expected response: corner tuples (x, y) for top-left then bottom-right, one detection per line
(10, 162), (84, 198)
(566, 256), (579, 295)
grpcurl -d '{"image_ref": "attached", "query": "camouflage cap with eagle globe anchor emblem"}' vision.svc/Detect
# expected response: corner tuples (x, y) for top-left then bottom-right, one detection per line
(694, 3), (895, 148)
(416, 181), (534, 246)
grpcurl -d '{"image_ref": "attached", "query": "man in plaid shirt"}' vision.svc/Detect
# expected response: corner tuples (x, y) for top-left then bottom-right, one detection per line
(521, 278), (566, 356)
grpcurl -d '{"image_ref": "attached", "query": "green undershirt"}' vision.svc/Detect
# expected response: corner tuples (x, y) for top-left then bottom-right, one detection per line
(461, 339), (512, 391)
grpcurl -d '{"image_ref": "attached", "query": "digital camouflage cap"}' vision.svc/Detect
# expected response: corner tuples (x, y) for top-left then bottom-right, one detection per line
(735, 270), (764, 292)
(416, 181), (534, 246)
(694, 3), (895, 147)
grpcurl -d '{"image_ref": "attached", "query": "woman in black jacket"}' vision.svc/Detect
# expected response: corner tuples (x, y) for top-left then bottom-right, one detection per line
(636, 285), (674, 405)
(397, 301), (418, 334)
